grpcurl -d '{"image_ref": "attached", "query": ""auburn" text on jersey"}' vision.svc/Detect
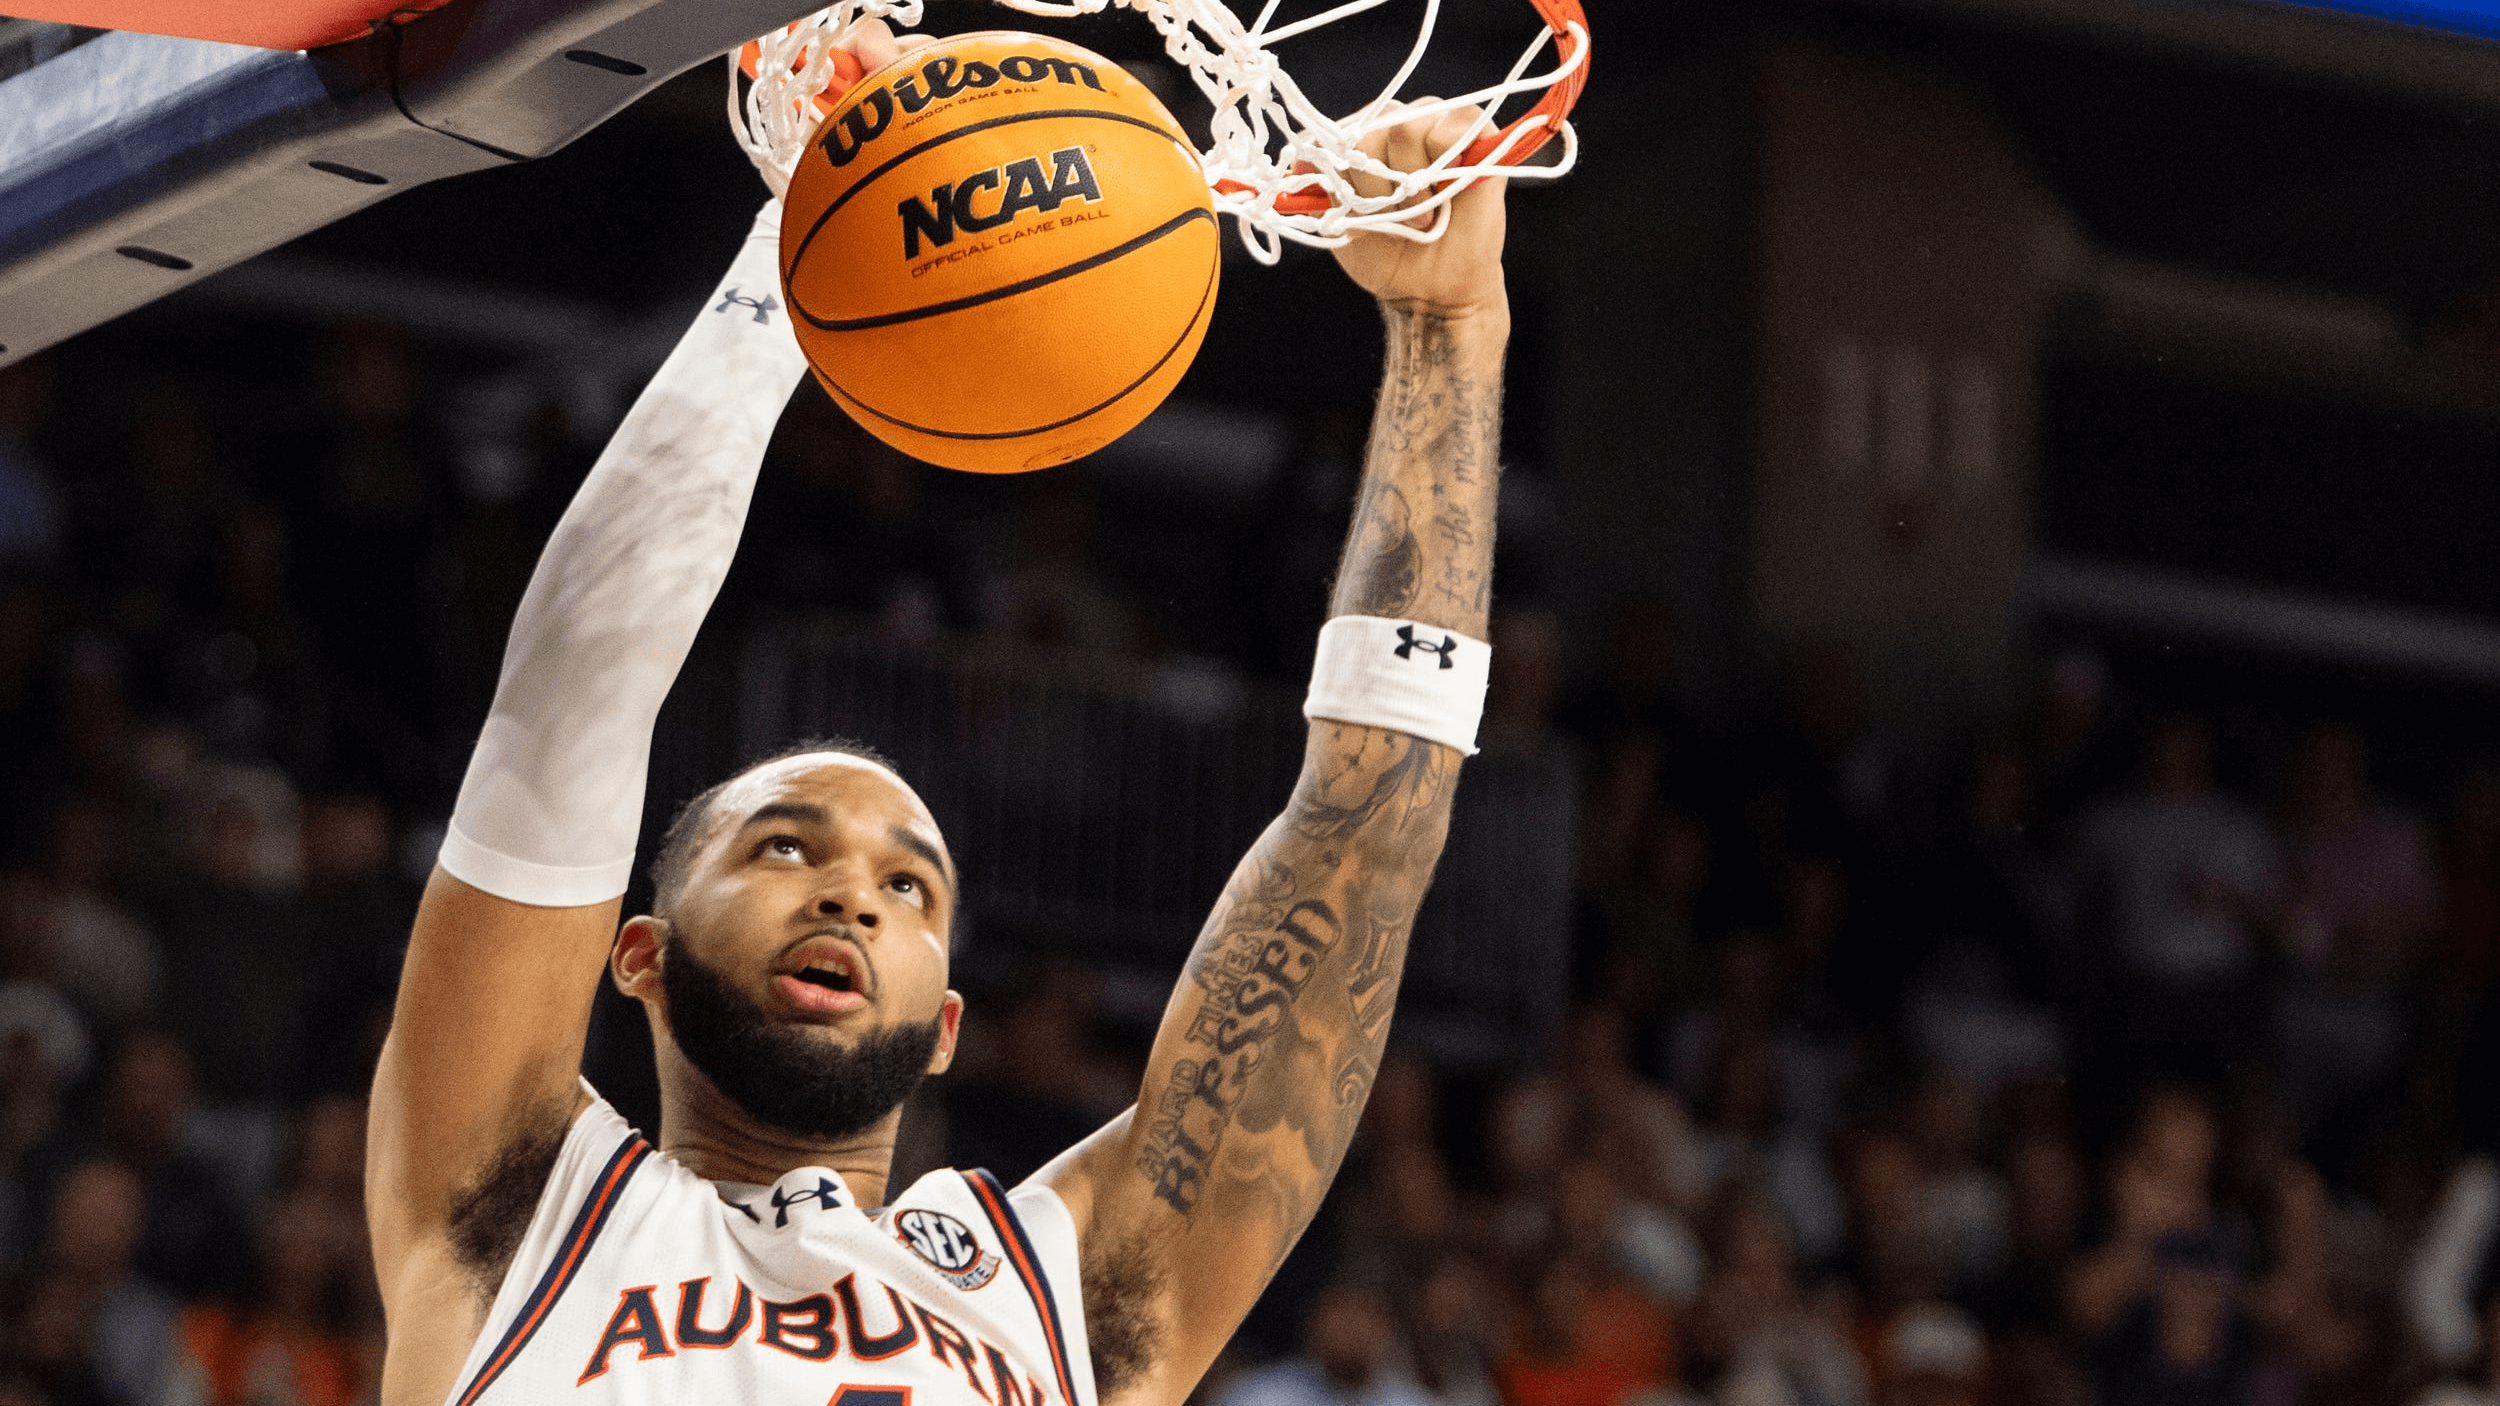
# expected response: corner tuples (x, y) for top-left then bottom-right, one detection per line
(578, 1270), (1054, 1406)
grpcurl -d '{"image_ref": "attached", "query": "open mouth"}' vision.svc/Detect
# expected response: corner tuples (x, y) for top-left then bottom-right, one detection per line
(775, 940), (869, 1014)
(792, 963), (855, 995)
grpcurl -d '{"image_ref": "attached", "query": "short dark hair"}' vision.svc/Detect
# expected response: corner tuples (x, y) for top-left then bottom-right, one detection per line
(647, 737), (911, 920)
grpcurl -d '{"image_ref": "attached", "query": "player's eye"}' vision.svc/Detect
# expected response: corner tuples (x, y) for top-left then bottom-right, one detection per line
(763, 835), (806, 860)
(888, 874), (926, 908)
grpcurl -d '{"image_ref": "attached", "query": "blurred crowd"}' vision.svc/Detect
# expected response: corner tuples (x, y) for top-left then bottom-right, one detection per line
(8, 324), (2500, 1406)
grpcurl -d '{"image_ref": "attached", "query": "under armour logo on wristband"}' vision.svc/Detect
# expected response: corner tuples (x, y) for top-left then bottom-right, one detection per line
(1394, 625), (1458, 669)
(714, 287), (780, 324)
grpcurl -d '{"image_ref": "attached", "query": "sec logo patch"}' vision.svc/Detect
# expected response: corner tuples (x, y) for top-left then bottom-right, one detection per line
(895, 1209), (1000, 1290)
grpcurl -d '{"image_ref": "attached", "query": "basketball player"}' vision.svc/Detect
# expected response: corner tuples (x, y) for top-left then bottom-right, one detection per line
(366, 23), (1511, 1406)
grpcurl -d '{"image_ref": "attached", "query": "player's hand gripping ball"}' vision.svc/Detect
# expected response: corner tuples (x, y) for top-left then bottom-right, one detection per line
(779, 31), (1220, 474)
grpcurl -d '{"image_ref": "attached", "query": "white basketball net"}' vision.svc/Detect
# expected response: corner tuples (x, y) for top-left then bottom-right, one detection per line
(729, 0), (1585, 263)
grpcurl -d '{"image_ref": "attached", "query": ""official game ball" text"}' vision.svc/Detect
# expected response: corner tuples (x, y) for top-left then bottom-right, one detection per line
(899, 148), (1104, 260)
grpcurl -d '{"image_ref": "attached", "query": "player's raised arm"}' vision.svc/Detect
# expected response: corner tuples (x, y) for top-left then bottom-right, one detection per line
(363, 197), (810, 1399)
(1032, 106), (1508, 1406)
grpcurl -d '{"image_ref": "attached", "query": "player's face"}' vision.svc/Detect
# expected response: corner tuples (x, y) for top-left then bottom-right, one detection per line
(653, 754), (961, 1067)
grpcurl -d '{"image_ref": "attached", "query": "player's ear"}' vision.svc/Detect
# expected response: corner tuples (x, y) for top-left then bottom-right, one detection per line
(613, 915), (667, 1003)
(927, 990), (965, 1076)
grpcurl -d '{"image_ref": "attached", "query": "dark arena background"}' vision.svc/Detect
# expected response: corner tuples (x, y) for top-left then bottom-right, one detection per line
(31, 1), (2500, 1404)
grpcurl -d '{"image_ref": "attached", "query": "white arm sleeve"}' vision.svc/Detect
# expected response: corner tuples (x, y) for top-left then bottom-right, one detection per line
(437, 202), (810, 907)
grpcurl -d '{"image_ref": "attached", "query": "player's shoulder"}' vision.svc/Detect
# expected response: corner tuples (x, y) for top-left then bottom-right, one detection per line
(874, 1167), (1049, 1290)
(876, 1167), (1084, 1336)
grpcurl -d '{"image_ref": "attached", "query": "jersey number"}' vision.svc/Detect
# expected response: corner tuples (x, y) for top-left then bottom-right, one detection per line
(831, 1385), (912, 1406)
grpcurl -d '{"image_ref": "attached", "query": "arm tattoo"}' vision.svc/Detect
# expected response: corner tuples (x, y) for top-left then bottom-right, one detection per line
(1093, 308), (1502, 1399)
(1134, 738), (1451, 1228)
(1343, 483), (1421, 617)
(1329, 310), (1505, 635)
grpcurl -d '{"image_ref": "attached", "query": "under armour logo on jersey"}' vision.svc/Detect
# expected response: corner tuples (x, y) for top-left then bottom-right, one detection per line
(770, 1177), (845, 1227)
(1394, 624), (1458, 670)
(715, 287), (780, 324)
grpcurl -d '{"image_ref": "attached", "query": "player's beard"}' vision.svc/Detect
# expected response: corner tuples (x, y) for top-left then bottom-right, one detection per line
(660, 935), (942, 1142)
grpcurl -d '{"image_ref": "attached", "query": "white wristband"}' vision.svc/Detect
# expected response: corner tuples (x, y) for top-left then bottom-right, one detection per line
(1302, 615), (1490, 756)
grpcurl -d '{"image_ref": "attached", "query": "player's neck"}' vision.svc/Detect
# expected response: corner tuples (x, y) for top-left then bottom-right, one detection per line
(655, 1066), (905, 1208)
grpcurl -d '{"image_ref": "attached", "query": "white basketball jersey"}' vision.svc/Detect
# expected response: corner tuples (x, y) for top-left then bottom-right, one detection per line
(441, 1085), (1096, 1406)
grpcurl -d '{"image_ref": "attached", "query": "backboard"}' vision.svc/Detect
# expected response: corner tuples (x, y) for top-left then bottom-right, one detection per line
(0, 0), (827, 368)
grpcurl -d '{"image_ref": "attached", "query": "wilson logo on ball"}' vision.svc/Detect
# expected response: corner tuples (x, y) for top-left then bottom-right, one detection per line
(821, 53), (1110, 167)
(900, 147), (1104, 259)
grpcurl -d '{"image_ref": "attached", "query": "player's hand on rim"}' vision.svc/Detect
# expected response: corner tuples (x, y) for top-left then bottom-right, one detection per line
(830, 17), (937, 74)
(1332, 102), (1509, 326)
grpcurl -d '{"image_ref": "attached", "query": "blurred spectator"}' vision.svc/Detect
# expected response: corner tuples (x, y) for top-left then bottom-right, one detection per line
(1837, 1123), (1948, 1335)
(1903, 1075), (2008, 1298)
(24, 1032), (249, 1302)
(1977, 1125), (2087, 1335)
(0, 1029), (61, 1279)
(294, 795), (409, 1098)
(1544, 1157), (1684, 1373)
(1677, 1192), (1864, 1406)
(151, 766), (320, 1107)
(164, 1185), (374, 1406)
(2067, 1086), (2226, 1342)
(1219, 1283), (1446, 1406)
(2066, 1085), (2359, 1406)
(2083, 1228), (2253, 1406)
(1761, 643), (1894, 874)
(1497, 1005), (1705, 1228)
(27, 1161), (178, 1406)
(52, 640), (137, 803)
(30, 794), (161, 1029)
(2410, 1158), (2500, 1376)
(12, 1268), (115, 1406)
(1495, 1257), (1666, 1406)
(1903, 738), (2071, 1096)
(0, 581), (55, 854)
(2430, 772), (2500, 1157)
(2239, 1160), (2375, 1404)
(1408, 1253), (1507, 1406)
(1482, 613), (1567, 757)
(2272, 722), (2440, 1137)
(1675, 940), (1849, 1267)
(1872, 1302), (1985, 1406)
(1343, 1057), (1459, 1263)
(2071, 714), (2278, 1080)
(0, 875), (90, 1097)
(2412, 1274), (2500, 1406)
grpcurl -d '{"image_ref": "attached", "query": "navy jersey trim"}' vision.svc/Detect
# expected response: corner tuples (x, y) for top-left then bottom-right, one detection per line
(963, 1169), (1083, 1406)
(452, 1131), (653, 1406)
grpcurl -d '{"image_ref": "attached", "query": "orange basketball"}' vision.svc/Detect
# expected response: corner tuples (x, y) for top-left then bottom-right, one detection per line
(778, 32), (1220, 474)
